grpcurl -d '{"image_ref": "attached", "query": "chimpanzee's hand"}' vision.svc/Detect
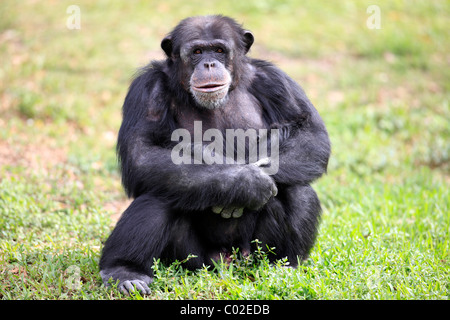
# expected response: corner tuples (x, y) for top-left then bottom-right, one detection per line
(212, 158), (277, 218)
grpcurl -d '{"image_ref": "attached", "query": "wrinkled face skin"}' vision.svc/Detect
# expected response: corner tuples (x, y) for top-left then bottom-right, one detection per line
(181, 39), (233, 109)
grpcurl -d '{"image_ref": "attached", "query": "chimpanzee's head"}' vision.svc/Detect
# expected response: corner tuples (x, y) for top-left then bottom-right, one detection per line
(161, 15), (254, 109)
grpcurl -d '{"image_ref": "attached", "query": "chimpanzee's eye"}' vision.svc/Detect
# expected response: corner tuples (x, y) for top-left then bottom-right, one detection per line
(193, 49), (202, 55)
(216, 48), (224, 53)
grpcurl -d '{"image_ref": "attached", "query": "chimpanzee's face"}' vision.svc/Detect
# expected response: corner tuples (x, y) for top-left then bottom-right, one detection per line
(181, 38), (233, 109)
(161, 16), (254, 109)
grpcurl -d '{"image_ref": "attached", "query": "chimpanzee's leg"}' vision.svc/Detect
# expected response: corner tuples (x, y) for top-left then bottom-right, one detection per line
(253, 184), (321, 266)
(99, 193), (205, 294)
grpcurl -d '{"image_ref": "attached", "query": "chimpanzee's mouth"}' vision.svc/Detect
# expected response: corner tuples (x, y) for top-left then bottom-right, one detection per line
(193, 83), (228, 93)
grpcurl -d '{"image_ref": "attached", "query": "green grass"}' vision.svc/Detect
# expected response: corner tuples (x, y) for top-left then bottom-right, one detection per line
(0, 0), (448, 300)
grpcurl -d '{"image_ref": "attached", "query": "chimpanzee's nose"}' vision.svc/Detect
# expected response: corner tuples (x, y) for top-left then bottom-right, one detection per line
(204, 61), (216, 69)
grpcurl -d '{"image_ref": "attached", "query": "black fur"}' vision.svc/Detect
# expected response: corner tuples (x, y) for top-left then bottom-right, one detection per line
(100, 15), (330, 294)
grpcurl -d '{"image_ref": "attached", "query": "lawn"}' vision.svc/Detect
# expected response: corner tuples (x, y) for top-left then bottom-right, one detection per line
(0, 0), (448, 300)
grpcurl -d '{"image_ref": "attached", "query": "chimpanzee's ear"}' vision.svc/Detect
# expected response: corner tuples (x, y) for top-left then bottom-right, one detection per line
(243, 30), (254, 54)
(161, 35), (173, 57)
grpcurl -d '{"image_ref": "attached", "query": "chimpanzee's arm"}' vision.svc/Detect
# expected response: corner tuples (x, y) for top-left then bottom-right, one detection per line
(250, 61), (331, 187)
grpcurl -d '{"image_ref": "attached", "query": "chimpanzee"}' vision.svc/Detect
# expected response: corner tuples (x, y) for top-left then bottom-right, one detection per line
(100, 15), (330, 294)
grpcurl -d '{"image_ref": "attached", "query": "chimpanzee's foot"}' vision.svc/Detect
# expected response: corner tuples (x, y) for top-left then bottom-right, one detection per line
(100, 266), (152, 295)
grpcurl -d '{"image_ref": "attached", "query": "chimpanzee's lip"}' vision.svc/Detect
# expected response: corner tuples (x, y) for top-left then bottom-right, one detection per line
(193, 83), (228, 93)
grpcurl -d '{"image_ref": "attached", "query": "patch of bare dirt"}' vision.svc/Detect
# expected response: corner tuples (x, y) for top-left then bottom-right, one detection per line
(0, 136), (68, 175)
